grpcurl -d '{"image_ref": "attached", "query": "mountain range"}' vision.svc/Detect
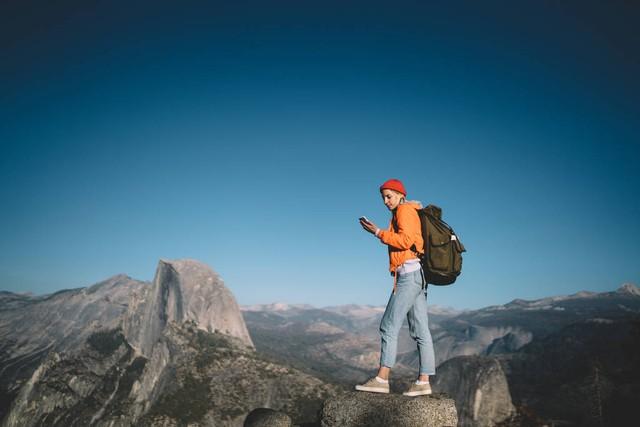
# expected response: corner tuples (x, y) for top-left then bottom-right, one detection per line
(1, 259), (638, 426)
(0, 259), (337, 426)
(242, 283), (640, 426)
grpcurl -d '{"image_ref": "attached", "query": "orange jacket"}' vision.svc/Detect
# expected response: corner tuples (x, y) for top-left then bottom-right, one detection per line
(377, 201), (424, 273)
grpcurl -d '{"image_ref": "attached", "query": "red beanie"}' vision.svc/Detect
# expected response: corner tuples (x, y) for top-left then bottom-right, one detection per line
(379, 179), (407, 197)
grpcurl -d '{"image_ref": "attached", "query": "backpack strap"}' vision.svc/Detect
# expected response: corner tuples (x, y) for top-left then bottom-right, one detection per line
(410, 244), (423, 260)
(419, 265), (426, 290)
(393, 270), (398, 295)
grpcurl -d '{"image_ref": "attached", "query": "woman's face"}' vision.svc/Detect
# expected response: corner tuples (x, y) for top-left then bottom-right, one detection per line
(381, 189), (404, 211)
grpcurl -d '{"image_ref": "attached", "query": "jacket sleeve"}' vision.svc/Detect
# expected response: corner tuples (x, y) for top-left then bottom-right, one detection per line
(378, 205), (420, 250)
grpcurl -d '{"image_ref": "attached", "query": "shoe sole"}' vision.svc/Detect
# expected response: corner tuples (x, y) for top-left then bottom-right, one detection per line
(402, 390), (432, 397)
(355, 385), (390, 394)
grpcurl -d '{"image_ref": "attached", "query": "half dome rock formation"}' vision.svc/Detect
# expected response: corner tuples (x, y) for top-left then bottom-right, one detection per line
(432, 355), (515, 427)
(0, 259), (275, 426)
(124, 258), (253, 356)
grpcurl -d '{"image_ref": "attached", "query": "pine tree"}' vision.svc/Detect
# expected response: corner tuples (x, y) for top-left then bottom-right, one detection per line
(586, 359), (605, 427)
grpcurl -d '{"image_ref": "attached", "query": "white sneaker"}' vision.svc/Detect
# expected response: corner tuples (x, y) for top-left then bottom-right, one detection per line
(402, 381), (432, 397)
(355, 376), (390, 394)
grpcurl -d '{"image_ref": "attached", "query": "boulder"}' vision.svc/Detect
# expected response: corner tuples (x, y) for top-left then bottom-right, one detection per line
(244, 408), (293, 427)
(320, 391), (458, 427)
(432, 355), (515, 427)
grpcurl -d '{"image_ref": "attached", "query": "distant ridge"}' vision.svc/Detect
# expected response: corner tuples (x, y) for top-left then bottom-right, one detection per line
(241, 302), (462, 317)
(241, 302), (315, 312)
(239, 285), (640, 314)
(242, 282), (640, 378)
(243, 282), (640, 426)
(619, 282), (640, 296)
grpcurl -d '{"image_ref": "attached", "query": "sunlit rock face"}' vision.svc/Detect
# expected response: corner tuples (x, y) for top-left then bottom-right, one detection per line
(0, 274), (147, 418)
(124, 258), (254, 356)
(0, 273), (146, 355)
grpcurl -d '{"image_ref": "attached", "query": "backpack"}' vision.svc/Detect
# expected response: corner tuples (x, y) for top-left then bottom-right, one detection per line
(414, 205), (466, 286)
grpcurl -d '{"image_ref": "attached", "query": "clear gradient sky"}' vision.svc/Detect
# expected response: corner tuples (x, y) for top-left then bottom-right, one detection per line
(1, 1), (638, 309)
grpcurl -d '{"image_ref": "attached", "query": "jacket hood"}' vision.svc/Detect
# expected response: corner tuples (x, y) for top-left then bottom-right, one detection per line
(401, 200), (423, 209)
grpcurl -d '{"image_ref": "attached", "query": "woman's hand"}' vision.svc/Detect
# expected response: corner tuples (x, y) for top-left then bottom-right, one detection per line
(359, 218), (379, 235)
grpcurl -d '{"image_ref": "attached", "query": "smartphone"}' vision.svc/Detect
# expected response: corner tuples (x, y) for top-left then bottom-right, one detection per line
(359, 216), (371, 223)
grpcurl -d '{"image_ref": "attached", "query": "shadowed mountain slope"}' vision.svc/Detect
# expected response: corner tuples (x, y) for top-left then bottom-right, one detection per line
(243, 284), (640, 426)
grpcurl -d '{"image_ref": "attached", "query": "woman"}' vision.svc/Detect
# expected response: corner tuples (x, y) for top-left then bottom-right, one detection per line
(356, 178), (435, 396)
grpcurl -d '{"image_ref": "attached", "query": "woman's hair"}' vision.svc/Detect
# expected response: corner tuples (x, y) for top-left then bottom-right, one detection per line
(395, 190), (406, 204)
(382, 189), (406, 204)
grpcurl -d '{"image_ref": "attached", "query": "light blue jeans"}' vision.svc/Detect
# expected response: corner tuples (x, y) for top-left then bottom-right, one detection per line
(379, 269), (436, 375)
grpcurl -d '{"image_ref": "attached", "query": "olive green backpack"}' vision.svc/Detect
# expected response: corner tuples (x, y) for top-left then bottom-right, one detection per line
(414, 205), (466, 286)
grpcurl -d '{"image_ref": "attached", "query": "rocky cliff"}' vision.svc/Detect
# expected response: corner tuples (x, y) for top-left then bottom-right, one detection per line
(432, 356), (515, 427)
(503, 317), (640, 426)
(0, 274), (147, 417)
(0, 259), (336, 427)
(124, 258), (253, 356)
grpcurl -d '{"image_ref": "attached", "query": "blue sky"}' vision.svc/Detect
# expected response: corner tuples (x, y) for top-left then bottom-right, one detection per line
(1, 1), (638, 309)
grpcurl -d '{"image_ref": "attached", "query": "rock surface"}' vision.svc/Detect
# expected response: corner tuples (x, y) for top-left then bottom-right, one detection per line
(124, 258), (253, 356)
(320, 391), (457, 427)
(0, 274), (147, 417)
(432, 355), (515, 427)
(3, 329), (145, 427)
(138, 323), (337, 426)
(244, 408), (292, 427)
